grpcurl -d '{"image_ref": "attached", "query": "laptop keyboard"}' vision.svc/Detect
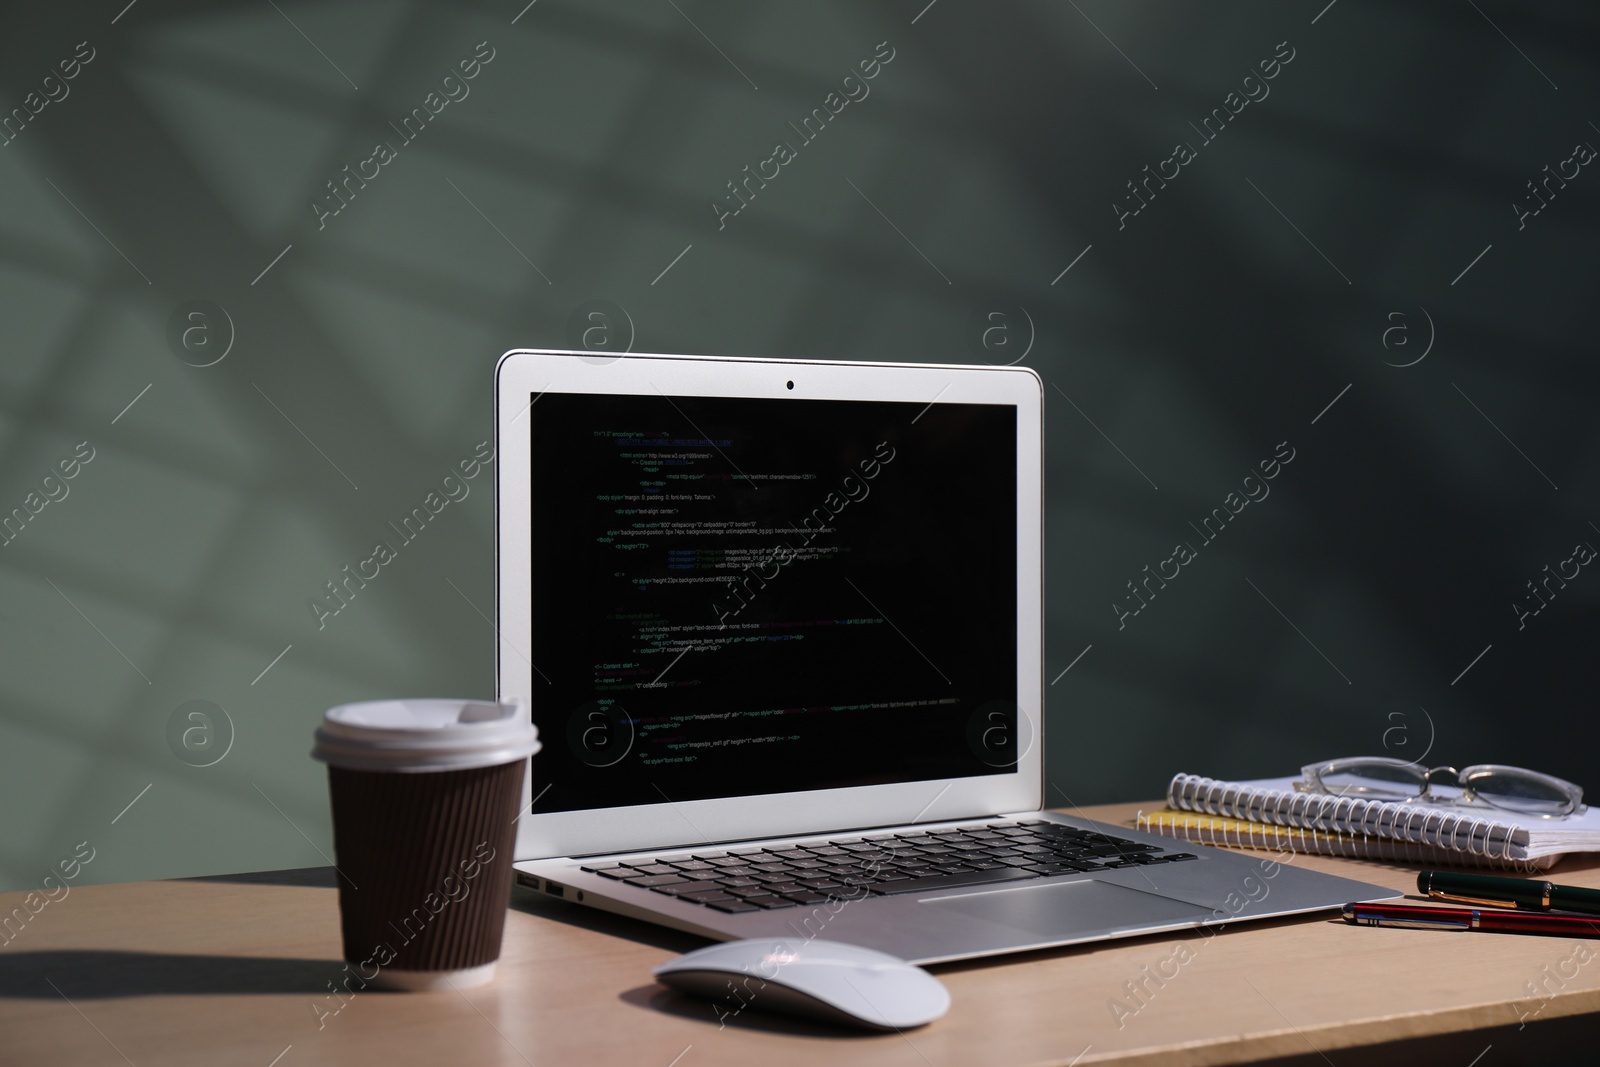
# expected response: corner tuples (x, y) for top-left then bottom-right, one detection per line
(579, 820), (1197, 914)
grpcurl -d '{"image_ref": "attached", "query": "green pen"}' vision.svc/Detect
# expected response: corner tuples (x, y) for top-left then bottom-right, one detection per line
(1418, 870), (1600, 916)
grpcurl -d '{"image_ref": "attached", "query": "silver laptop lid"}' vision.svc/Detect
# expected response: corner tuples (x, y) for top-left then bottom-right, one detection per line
(497, 351), (1043, 860)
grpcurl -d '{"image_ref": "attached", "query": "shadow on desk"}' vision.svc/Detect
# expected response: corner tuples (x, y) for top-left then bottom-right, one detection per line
(511, 888), (899, 1037)
(508, 884), (709, 955)
(1251, 1013), (1596, 1067)
(619, 984), (886, 1039)
(179, 866), (338, 888)
(0, 950), (334, 999)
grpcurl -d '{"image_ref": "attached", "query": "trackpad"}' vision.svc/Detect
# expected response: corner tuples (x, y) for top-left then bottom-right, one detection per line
(921, 879), (1213, 938)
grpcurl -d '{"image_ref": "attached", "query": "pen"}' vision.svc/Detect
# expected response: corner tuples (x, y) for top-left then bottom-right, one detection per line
(1343, 902), (1600, 938)
(1418, 869), (1600, 917)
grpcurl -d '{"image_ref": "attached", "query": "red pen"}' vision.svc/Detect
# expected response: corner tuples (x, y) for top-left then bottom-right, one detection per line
(1343, 902), (1600, 938)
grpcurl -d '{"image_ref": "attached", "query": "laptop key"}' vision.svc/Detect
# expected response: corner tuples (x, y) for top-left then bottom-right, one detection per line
(1049, 853), (1091, 864)
(781, 891), (828, 905)
(681, 890), (737, 903)
(753, 872), (800, 885)
(1026, 861), (1092, 875)
(741, 894), (792, 909)
(629, 864), (680, 877)
(750, 863), (793, 874)
(654, 880), (725, 895)
(582, 866), (630, 878)
(707, 900), (761, 913)
(873, 867), (1040, 895)
(667, 860), (717, 873)
(721, 877), (762, 888)
(725, 885), (771, 898)
(626, 874), (692, 888)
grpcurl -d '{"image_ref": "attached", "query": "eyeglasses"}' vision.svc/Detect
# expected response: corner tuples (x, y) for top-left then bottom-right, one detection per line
(1295, 756), (1586, 818)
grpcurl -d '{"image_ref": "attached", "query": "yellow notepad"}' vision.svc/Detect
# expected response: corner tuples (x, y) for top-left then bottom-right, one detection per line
(1136, 807), (1559, 872)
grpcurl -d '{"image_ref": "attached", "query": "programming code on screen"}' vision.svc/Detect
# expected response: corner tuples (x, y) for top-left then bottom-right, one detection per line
(527, 391), (1017, 813)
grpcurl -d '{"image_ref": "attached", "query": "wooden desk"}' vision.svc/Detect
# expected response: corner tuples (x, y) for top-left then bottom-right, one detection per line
(4, 802), (1599, 1066)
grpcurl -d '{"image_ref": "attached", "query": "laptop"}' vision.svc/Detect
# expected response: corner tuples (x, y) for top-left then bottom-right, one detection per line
(496, 349), (1393, 965)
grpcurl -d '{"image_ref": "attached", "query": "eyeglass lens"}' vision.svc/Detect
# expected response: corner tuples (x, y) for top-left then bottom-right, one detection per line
(1318, 760), (1573, 814)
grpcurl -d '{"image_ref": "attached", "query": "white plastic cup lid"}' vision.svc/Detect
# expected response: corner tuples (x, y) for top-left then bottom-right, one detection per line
(311, 698), (540, 773)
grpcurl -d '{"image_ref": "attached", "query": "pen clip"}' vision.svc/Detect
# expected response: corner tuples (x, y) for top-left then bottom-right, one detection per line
(1428, 889), (1519, 909)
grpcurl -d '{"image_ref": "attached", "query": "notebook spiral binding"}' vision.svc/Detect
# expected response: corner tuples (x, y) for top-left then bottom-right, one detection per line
(1167, 774), (1532, 865)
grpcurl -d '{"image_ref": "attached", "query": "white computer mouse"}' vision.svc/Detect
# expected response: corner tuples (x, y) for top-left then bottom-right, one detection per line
(652, 937), (950, 1031)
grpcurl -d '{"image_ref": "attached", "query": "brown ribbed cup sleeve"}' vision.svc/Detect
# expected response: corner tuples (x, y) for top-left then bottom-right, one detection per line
(326, 758), (524, 973)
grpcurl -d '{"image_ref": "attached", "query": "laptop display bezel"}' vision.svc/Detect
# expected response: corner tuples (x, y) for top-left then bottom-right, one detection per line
(496, 349), (1043, 861)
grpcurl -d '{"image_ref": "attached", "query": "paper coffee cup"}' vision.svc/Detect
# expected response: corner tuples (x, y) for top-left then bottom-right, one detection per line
(312, 699), (539, 991)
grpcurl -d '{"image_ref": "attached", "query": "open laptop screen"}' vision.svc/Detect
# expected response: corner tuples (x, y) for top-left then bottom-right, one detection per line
(527, 391), (1017, 814)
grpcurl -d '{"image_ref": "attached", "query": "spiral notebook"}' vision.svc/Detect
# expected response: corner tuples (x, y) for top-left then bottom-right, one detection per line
(1136, 807), (1558, 872)
(1167, 774), (1600, 865)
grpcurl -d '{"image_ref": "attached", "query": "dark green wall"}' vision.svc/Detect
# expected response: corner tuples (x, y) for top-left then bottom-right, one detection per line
(1, 1), (1596, 890)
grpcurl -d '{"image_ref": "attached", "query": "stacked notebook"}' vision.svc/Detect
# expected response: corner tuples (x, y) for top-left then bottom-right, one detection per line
(1138, 774), (1600, 872)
